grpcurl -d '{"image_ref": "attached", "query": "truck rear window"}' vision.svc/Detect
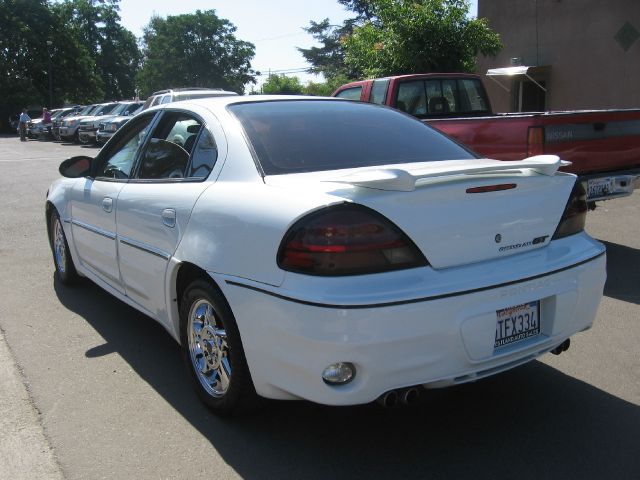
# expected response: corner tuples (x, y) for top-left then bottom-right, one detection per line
(396, 78), (490, 118)
(228, 100), (477, 175)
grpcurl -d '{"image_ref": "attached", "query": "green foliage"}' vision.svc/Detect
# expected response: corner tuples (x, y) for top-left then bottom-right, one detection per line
(261, 74), (304, 95)
(52, 0), (140, 102)
(344, 0), (502, 77)
(0, 0), (140, 128)
(137, 10), (256, 96)
(298, 18), (363, 81)
(301, 0), (502, 82)
(304, 74), (353, 96)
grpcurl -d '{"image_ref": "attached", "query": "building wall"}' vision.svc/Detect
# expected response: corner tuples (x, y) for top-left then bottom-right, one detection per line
(477, 0), (640, 112)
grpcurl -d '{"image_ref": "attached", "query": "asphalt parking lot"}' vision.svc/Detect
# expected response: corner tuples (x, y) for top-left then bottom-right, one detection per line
(0, 134), (638, 480)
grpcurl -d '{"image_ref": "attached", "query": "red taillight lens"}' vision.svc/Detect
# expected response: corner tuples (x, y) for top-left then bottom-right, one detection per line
(527, 126), (545, 157)
(278, 204), (428, 275)
(552, 180), (587, 240)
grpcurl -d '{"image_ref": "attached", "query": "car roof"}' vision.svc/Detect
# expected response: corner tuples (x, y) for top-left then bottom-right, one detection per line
(164, 95), (339, 108)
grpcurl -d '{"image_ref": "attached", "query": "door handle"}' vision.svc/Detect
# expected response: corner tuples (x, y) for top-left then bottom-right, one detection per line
(102, 197), (113, 213)
(162, 208), (176, 228)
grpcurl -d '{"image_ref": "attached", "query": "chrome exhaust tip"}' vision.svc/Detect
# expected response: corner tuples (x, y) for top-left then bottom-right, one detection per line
(401, 387), (420, 406)
(376, 390), (399, 408)
(551, 338), (571, 355)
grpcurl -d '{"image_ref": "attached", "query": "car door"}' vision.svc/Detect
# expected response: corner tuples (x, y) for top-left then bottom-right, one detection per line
(115, 110), (221, 322)
(69, 112), (157, 291)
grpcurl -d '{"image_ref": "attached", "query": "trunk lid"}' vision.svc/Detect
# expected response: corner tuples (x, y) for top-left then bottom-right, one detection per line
(265, 157), (575, 269)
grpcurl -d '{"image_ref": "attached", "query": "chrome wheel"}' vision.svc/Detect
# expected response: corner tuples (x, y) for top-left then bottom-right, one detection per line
(187, 299), (231, 397)
(53, 217), (67, 274)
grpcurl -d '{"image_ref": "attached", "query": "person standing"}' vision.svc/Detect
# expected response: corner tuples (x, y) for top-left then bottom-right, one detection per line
(42, 108), (51, 124)
(18, 109), (31, 142)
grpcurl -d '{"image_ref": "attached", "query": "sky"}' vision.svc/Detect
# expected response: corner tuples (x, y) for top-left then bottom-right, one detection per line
(118, 0), (479, 89)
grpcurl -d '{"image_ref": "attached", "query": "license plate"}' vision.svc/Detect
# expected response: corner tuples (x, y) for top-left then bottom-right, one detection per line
(494, 301), (540, 348)
(587, 177), (614, 199)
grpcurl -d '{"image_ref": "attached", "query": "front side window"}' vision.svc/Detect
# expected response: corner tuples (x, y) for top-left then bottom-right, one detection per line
(95, 114), (155, 179)
(229, 100), (476, 175)
(135, 112), (203, 180)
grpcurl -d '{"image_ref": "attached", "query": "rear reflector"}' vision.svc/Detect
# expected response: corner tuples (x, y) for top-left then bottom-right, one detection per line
(466, 183), (517, 194)
(527, 126), (545, 157)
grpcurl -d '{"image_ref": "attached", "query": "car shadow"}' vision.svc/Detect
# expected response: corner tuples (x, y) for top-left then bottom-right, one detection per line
(601, 240), (640, 305)
(53, 275), (640, 479)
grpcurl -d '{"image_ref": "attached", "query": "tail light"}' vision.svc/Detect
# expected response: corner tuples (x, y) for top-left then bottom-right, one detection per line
(527, 126), (545, 157)
(552, 180), (587, 240)
(278, 204), (428, 276)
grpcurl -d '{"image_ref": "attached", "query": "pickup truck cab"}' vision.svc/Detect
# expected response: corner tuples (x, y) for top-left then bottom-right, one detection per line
(333, 74), (640, 202)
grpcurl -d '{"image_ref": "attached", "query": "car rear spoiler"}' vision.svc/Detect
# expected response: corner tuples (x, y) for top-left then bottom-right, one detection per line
(326, 155), (571, 192)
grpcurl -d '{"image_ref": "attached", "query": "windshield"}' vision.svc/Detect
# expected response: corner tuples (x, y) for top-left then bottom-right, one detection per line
(79, 105), (96, 116)
(229, 100), (477, 175)
(109, 103), (129, 116)
(123, 103), (142, 115)
(94, 103), (118, 116)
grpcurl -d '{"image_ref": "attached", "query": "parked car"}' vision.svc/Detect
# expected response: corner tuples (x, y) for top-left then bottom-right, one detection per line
(94, 101), (144, 145)
(46, 96), (606, 415)
(9, 115), (20, 133)
(51, 106), (84, 141)
(30, 108), (77, 140)
(79, 101), (143, 145)
(141, 88), (238, 110)
(27, 110), (62, 139)
(333, 73), (640, 204)
(59, 103), (118, 143)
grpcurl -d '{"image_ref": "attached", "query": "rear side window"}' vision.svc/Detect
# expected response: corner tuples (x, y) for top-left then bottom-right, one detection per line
(369, 79), (390, 105)
(334, 87), (363, 101)
(229, 100), (476, 175)
(396, 78), (490, 118)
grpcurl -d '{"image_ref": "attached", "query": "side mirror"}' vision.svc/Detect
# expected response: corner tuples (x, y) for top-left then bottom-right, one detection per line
(59, 156), (93, 178)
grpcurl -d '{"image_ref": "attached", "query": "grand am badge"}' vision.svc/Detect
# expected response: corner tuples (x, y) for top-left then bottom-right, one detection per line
(499, 235), (549, 252)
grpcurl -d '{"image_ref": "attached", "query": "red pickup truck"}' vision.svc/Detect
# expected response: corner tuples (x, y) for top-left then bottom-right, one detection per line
(333, 73), (640, 203)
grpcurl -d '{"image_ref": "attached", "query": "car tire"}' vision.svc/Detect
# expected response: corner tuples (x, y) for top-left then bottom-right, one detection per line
(179, 279), (261, 416)
(49, 209), (79, 285)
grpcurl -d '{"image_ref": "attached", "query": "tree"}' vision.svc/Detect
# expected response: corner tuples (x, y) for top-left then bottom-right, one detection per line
(52, 0), (141, 101)
(300, 0), (502, 81)
(344, 0), (502, 77)
(262, 74), (304, 95)
(0, 0), (103, 128)
(298, 19), (363, 81)
(137, 10), (256, 96)
(303, 74), (353, 96)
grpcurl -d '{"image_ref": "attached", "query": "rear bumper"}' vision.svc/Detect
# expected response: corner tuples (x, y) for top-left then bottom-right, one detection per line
(579, 168), (640, 201)
(214, 233), (606, 405)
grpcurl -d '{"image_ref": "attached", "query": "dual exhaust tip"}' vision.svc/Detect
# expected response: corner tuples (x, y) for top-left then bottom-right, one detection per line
(376, 387), (421, 408)
(550, 338), (571, 355)
(379, 339), (571, 406)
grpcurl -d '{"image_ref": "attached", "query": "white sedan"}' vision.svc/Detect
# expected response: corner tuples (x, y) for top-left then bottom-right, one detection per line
(46, 96), (606, 415)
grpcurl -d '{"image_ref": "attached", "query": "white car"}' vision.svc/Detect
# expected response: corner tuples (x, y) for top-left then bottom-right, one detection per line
(46, 96), (606, 415)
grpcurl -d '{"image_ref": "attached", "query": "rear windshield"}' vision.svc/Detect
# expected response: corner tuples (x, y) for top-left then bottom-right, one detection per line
(228, 100), (476, 175)
(396, 78), (490, 118)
